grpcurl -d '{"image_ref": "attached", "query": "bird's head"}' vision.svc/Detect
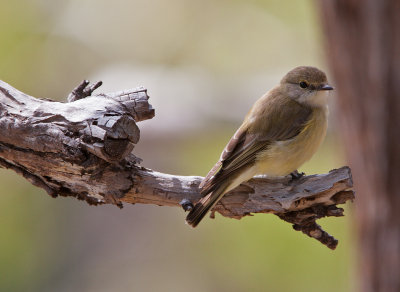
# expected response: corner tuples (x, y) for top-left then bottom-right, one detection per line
(281, 66), (333, 108)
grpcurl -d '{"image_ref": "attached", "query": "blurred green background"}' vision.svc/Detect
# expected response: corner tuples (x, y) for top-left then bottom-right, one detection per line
(0, 0), (354, 291)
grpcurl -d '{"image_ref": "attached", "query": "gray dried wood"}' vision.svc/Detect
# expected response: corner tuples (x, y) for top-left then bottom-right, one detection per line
(0, 80), (354, 249)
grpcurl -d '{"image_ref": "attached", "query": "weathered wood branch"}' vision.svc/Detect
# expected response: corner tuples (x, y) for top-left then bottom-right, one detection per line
(0, 80), (354, 249)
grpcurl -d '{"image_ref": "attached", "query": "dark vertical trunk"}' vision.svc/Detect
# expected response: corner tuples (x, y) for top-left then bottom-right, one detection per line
(318, 0), (400, 291)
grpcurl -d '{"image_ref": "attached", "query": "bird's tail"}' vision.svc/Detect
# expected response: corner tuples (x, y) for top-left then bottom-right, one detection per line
(185, 184), (229, 228)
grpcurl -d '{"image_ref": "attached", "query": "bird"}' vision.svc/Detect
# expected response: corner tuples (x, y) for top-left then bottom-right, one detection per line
(186, 66), (334, 227)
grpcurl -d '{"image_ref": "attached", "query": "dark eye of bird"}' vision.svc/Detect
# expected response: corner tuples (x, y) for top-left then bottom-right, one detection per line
(299, 81), (308, 89)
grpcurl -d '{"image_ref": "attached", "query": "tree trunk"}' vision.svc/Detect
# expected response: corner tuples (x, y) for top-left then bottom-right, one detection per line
(319, 0), (400, 291)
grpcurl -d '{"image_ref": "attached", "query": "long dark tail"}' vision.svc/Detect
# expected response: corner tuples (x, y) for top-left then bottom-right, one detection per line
(186, 184), (229, 228)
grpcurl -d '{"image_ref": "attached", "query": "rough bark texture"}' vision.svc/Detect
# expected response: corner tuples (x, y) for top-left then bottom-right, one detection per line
(0, 80), (354, 249)
(319, 0), (400, 290)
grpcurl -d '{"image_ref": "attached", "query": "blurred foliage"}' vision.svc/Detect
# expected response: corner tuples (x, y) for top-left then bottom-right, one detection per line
(0, 0), (353, 291)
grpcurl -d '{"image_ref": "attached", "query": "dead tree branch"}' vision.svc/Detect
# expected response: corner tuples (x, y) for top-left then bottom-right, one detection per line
(0, 80), (354, 249)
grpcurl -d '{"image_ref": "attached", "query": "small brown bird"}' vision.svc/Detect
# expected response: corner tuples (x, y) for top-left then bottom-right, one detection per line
(186, 66), (333, 227)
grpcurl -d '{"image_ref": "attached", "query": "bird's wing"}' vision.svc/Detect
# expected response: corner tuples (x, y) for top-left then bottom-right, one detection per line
(199, 127), (267, 195)
(199, 98), (312, 195)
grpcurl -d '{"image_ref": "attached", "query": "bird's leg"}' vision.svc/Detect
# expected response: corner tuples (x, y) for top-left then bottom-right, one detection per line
(290, 170), (305, 180)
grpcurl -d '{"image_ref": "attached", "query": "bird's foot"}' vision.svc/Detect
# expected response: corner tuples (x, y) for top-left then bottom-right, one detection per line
(290, 170), (305, 181)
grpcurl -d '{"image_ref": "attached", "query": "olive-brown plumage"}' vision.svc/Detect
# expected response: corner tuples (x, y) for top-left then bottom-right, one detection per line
(186, 66), (333, 227)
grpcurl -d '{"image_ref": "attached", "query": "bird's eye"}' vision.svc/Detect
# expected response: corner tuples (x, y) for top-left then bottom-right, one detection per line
(299, 81), (308, 89)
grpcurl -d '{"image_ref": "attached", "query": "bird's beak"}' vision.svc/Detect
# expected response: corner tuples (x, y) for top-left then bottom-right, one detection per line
(319, 84), (334, 91)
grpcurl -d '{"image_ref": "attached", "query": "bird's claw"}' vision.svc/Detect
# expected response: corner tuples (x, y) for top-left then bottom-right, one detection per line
(290, 170), (305, 181)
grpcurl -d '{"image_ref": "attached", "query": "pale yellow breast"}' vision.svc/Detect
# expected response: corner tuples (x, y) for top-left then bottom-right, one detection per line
(255, 107), (328, 176)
